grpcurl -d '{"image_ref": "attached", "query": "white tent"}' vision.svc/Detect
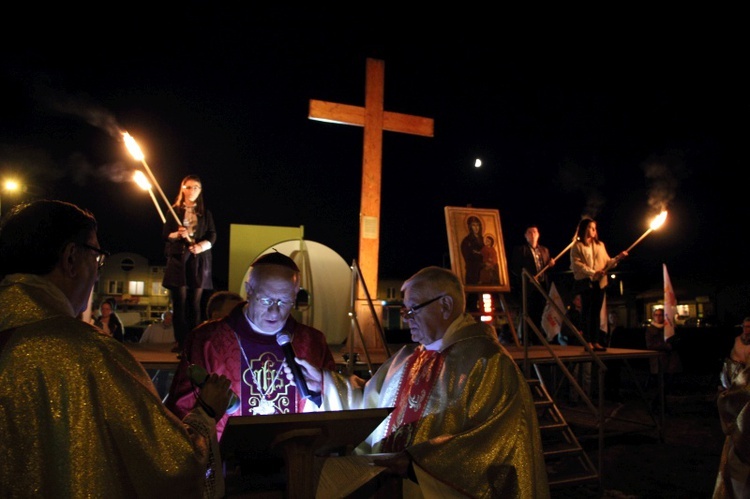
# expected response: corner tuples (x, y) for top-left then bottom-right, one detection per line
(239, 239), (352, 344)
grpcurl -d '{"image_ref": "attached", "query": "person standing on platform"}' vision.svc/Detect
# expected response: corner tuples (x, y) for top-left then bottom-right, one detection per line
(290, 266), (549, 498)
(511, 225), (555, 345)
(165, 252), (335, 440)
(163, 174), (216, 353)
(570, 217), (627, 352)
(0, 199), (232, 498)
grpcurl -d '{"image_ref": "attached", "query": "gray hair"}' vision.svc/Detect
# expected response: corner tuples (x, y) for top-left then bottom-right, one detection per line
(401, 266), (465, 311)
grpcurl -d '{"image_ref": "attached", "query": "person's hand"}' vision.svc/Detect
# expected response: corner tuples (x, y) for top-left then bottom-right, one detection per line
(549, 257), (556, 267)
(372, 451), (412, 478)
(619, 251), (628, 260)
(198, 373), (232, 421)
(177, 226), (190, 239)
(189, 244), (202, 254)
(283, 357), (323, 392)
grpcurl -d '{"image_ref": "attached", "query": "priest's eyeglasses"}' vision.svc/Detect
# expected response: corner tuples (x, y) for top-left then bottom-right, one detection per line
(255, 296), (294, 309)
(400, 295), (446, 320)
(79, 243), (110, 268)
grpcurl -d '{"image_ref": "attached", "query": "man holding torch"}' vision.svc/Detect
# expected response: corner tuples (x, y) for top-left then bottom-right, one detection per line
(510, 225), (555, 345)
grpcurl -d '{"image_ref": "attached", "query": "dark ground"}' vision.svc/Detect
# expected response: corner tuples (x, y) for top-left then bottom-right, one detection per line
(552, 367), (724, 499)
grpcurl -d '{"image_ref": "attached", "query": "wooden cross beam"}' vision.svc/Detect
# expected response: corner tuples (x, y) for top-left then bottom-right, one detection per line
(309, 58), (434, 298)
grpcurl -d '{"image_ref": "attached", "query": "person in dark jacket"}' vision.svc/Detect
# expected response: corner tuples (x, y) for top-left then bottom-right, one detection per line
(510, 225), (555, 345)
(162, 175), (216, 352)
(93, 297), (124, 342)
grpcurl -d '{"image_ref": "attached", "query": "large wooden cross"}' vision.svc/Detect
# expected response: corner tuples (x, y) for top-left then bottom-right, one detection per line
(309, 58), (434, 299)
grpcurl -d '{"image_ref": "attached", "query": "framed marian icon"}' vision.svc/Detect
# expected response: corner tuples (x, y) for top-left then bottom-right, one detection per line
(444, 206), (510, 293)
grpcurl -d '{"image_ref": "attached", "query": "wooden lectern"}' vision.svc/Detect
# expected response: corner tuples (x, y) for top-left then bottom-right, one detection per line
(221, 408), (392, 498)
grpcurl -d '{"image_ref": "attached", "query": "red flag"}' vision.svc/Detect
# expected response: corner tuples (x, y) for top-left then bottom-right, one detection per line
(663, 263), (676, 340)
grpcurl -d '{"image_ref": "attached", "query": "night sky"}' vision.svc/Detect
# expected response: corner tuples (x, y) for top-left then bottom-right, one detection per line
(1, 7), (747, 295)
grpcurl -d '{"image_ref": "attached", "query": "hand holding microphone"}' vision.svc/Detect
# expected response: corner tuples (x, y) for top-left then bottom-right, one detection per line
(276, 331), (322, 407)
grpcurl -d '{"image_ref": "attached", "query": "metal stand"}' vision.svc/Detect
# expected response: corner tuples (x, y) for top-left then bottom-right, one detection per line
(343, 259), (391, 377)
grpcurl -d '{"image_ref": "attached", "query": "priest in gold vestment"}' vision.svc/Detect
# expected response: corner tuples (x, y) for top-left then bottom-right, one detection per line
(296, 266), (549, 498)
(0, 200), (232, 498)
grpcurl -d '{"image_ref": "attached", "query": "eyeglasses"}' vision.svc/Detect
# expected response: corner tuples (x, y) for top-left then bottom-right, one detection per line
(78, 243), (110, 268)
(254, 295), (294, 308)
(400, 295), (446, 320)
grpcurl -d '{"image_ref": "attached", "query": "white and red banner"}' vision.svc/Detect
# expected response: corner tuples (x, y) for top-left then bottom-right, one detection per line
(663, 263), (677, 340)
(541, 282), (565, 341)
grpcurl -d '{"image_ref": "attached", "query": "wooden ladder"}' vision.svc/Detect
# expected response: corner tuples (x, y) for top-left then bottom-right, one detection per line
(527, 377), (601, 496)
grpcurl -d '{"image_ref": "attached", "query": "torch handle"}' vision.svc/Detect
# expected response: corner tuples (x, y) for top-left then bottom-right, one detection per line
(624, 228), (653, 254)
(148, 189), (167, 224)
(534, 239), (577, 279)
(141, 160), (193, 243)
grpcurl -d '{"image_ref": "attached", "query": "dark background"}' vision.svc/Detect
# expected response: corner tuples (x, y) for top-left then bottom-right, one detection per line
(1, 6), (747, 297)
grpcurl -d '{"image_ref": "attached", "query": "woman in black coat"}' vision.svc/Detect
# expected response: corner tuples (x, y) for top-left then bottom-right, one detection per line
(162, 175), (216, 351)
(93, 297), (124, 342)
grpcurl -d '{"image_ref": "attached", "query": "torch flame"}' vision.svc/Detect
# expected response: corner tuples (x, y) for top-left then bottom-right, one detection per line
(123, 132), (145, 161)
(650, 210), (668, 231)
(133, 170), (152, 190)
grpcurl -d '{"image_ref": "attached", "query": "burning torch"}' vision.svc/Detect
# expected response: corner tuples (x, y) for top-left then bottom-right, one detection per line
(624, 210), (668, 254)
(123, 132), (193, 243)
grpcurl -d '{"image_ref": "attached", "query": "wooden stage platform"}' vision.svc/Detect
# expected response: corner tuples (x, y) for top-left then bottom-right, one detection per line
(126, 342), (661, 375)
(126, 342), (180, 370)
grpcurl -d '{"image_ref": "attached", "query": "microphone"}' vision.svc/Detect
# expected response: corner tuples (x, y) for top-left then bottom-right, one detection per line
(188, 364), (241, 414)
(276, 331), (322, 407)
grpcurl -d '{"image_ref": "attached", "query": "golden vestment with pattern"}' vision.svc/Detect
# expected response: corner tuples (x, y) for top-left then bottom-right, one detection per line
(0, 274), (221, 498)
(321, 313), (549, 498)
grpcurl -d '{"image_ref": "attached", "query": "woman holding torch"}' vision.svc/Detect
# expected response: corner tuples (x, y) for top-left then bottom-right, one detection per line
(570, 217), (627, 352)
(162, 175), (216, 353)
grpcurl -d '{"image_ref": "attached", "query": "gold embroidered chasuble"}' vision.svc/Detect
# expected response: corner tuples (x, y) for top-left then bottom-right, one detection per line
(322, 313), (549, 498)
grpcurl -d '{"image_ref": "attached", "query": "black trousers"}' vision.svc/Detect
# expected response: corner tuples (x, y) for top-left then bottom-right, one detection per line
(579, 283), (605, 345)
(170, 286), (204, 348)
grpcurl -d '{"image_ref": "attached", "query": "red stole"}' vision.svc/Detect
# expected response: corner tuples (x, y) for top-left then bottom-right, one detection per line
(381, 347), (443, 452)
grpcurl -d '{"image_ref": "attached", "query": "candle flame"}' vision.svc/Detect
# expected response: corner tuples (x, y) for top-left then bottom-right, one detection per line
(649, 210), (668, 230)
(133, 170), (152, 190)
(123, 132), (145, 161)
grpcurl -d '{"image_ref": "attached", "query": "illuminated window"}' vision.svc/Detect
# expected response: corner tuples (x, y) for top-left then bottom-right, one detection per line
(128, 281), (145, 295)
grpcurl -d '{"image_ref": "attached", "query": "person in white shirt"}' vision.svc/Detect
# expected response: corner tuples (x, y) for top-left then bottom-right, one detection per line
(140, 311), (176, 344)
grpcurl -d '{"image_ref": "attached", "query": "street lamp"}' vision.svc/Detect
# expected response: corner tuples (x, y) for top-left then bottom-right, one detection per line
(0, 179), (20, 218)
